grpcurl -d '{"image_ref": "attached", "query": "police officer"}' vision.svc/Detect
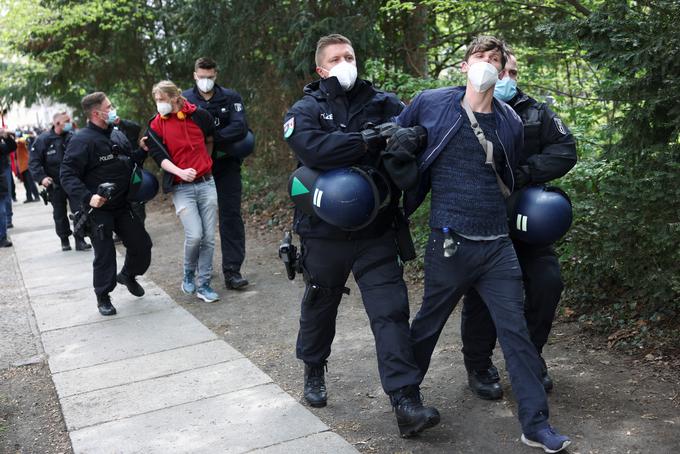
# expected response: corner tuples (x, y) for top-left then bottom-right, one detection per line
(0, 128), (16, 247)
(460, 50), (577, 399)
(60, 92), (152, 316)
(283, 34), (439, 438)
(29, 112), (91, 251)
(182, 57), (249, 290)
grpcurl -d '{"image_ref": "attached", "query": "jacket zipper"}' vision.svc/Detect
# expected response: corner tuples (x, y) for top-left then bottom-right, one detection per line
(421, 114), (462, 168)
(495, 130), (515, 192)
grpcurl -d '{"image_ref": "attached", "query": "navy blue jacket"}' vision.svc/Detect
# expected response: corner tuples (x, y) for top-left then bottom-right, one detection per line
(284, 77), (404, 239)
(396, 86), (523, 217)
(182, 84), (248, 173)
(29, 127), (73, 185)
(61, 123), (142, 210)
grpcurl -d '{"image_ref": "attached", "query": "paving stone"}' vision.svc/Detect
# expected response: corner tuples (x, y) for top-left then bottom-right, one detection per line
(42, 307), (217, 373)
(53, 340), (242, 398)
(69, 383), (330, 454)
(251, 432), (359, 454)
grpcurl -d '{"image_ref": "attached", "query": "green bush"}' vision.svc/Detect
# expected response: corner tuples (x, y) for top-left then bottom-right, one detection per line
(558, 145), (680, 348)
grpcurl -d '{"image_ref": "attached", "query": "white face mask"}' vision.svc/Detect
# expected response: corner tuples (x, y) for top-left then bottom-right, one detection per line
(196, 78), (215, 93)
(467, 61), (499, 93)
(327, 61), (358, 91)
(156, 102), (173, 116)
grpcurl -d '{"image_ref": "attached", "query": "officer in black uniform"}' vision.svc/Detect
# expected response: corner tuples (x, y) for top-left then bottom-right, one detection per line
(461, 51), (577, 399)
(284, 34), (439, 438)
(182, 57), (249, 290)
(61, 92), (152, 316)
(29, 111), (91, 251)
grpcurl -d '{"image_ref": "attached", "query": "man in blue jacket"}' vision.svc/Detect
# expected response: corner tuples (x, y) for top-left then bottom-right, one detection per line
(461, 50), (578, 400)
(183, 57), (249, 290)
(284, 33), (440, 438)
(396, 36), (571, 452)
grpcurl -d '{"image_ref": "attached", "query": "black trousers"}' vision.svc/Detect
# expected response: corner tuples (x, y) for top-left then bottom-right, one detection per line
(50, 185), (73, 240)
(410, 230), (548, 434)
(214, 160), (245, 276)
(296, 232), (421, 394)
(21, 170), (40, 201)
(461, 241), (564, 371)
(90, 206), (152, 297)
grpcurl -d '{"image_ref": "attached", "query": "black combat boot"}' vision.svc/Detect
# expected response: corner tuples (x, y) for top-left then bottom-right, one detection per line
(74, 235), (92, 251)
(390, 385), (440, 438)
(97, 294), (117, 316)
(60, 237), (71, 251)
(303, 363), (327, 408)
(117, 272), (145, 297)
(467, 365), (503, 400)
(540, 357), (554, 392)
(225, 271), (249, 290)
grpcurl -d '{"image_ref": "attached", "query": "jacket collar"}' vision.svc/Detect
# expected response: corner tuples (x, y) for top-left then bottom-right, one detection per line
(87, 121), (113, 137)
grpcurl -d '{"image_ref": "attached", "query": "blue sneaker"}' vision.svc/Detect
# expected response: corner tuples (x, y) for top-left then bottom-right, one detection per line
(521, 426), (571, 453)
(196, 283), (219, 303)
(181, 271), (196, 295)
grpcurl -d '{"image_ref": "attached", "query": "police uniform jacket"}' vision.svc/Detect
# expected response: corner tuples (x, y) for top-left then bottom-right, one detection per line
(284, 77), (404, 240)
(60, 122), (141, 211)
(182, 84), (248, 172)
(397, 86), (523, 217)
(0, 135), (17, 195)
(509, 88), (577, 186)
(29, 127), (73, 186)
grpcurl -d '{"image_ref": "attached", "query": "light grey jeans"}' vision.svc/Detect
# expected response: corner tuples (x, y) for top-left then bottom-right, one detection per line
(172, 178), (218, 286)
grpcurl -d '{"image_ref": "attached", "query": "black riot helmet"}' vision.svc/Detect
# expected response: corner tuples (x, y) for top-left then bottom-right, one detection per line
(288, 166), (391, 231)
(507, 185), (573, 246)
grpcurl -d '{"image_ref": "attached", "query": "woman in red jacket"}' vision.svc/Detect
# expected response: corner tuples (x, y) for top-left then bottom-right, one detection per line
(146, 80), (219, 303)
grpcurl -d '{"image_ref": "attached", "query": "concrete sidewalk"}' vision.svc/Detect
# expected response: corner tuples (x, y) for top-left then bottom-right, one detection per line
(10, 201), (358, 454)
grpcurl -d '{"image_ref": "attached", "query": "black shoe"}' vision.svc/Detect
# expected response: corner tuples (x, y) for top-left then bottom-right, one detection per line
(0, 238), (12, 247)
(75, 237), (92, 251)
(467, 365), (503, 400)
(303, 363), (327, 408)
(539, 357), (554, 392)
(225, 272), (249, 290)
(390, 386), (440, 438)
(117, 272), (145, 297)
(97, 294), (117, 316)
(60, 237), (72, 251)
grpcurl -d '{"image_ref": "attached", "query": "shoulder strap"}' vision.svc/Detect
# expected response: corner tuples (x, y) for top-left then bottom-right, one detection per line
(461, 98), (511, 198)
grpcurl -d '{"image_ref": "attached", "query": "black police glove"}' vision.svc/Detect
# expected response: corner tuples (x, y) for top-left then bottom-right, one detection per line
(361, 122), (400, 153)
(514, 165), (531, 188)
(385, 126), (427, 158)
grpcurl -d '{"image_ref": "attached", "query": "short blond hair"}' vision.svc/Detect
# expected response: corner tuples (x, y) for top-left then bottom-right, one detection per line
(315, 34), (353, 67)
(152, 80), (182, 99)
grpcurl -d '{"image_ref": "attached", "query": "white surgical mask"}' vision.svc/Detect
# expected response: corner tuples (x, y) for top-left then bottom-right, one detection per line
(328, 61), (358, 91)
(196, 78), (215, 93)
(156, 102), (173, 116)
(467, 61), (499, 93)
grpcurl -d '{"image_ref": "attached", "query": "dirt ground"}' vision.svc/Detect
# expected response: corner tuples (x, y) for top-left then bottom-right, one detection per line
(1, 195), (679, 454)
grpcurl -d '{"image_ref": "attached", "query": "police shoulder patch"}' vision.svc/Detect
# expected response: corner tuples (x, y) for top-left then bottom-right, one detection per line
(283, 117), (295, 139)
(233, 103), (243, 112)
(553, 117), (567, 135)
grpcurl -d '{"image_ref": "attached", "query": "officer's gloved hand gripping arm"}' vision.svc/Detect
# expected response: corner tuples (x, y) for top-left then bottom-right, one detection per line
(284, 105), (370, 171)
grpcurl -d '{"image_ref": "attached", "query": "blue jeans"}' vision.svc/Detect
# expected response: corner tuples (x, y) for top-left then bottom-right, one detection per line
(0, 192), (8, 240)
(172, 179), (218, 286)
(4, 168), (12, 223)
(411, 230), (549, 434)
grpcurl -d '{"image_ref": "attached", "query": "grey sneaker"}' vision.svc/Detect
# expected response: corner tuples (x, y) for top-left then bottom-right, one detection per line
(182, 271), (196, 294)
(196, 283), (219, 303)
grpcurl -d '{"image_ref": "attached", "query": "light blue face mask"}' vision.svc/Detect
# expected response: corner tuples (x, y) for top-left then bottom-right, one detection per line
(62, 122), (73, 132)
(106, 110), (118, 125)
(494, 77), (517, 102)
